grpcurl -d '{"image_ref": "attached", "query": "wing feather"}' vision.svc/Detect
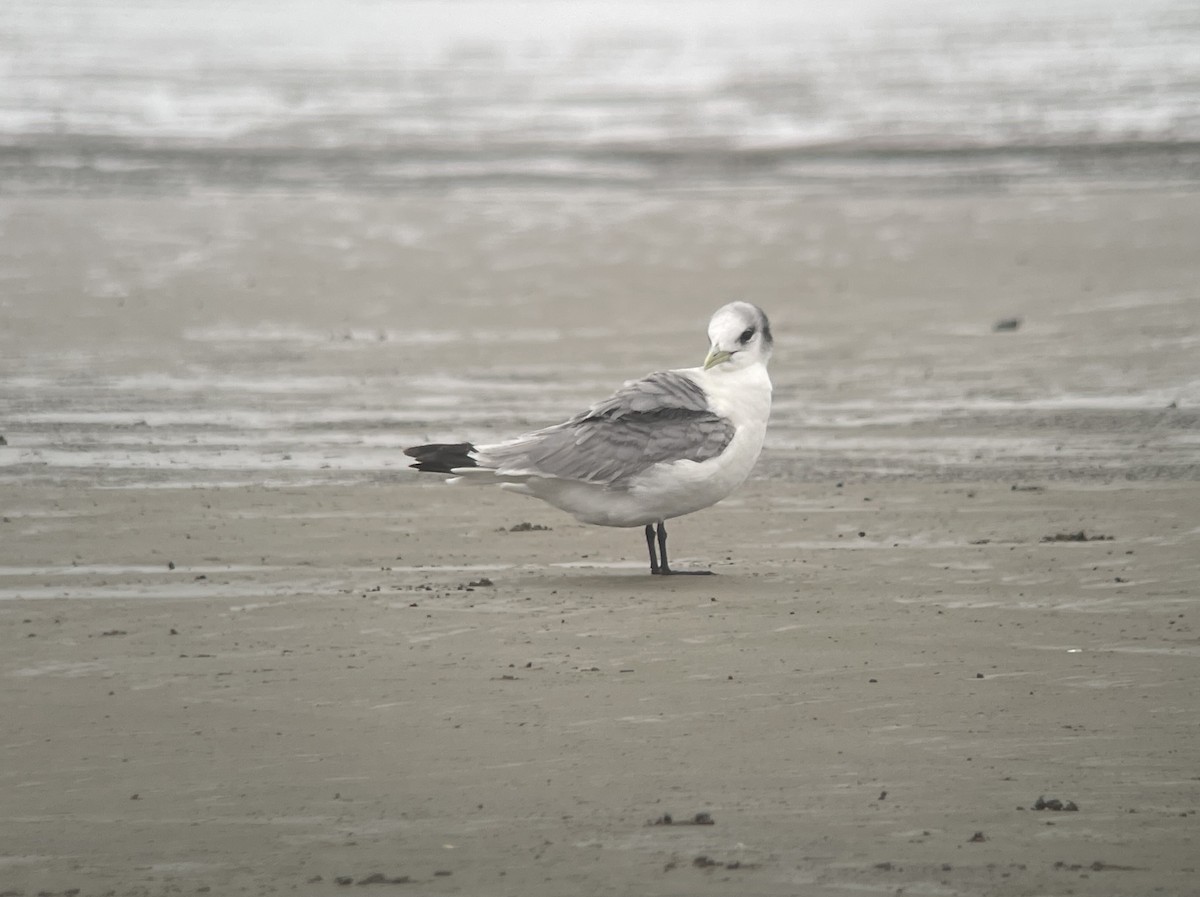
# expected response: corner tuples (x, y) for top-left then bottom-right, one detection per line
(476, 371), (734, 486)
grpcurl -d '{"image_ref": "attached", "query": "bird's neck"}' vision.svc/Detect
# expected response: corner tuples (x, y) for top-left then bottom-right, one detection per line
(703, 362), (772, 425)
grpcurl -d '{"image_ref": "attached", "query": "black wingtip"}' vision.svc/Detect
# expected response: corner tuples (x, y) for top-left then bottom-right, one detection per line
(404, 442), (478, 474)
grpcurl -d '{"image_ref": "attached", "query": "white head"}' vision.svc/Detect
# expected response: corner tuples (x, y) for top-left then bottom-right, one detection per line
(703, 301), (773, 371)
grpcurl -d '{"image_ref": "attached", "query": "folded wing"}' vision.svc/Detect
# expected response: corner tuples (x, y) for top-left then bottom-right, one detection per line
(477, 371), (735, 486)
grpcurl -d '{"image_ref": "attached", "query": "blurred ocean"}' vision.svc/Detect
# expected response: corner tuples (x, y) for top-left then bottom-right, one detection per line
(3, 2), (1199, 489)
(3, 0), (1199, 194)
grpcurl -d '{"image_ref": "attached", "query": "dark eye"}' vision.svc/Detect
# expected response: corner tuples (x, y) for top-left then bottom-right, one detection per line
(738, 328), (755, 344)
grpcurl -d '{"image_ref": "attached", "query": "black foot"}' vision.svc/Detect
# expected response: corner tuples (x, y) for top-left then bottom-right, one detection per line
(645, 522), (712, 576)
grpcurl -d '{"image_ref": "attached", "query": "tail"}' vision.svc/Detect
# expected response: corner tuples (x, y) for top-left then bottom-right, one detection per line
(404, 442), (479, 474)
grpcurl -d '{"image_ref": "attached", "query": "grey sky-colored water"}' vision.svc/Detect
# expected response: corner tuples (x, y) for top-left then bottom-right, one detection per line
(2, 0), (1199, 191)
(1, 6), (1197, 489)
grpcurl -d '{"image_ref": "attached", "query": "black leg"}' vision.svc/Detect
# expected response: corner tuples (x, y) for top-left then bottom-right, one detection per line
(651, 521), (714, 576)
(644, 523), (660, 574)
(655, 522), (670, 573)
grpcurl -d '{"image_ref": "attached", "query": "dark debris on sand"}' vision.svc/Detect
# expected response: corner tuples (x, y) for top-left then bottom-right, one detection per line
(1034, 795), (1080, 811)
(1041, 531), (1113, 542)
(650, 811), (715, 826)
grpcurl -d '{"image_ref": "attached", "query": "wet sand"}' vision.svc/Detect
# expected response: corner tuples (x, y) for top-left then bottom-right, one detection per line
(3, 479), (1199, 896)
(2, 189), (1199, 896)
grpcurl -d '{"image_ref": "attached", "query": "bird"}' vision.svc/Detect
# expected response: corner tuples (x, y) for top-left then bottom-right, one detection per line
(404, 301), (773, 575)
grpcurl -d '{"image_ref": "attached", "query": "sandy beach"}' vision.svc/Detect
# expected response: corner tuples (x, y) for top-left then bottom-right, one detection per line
(2, 188), (1199, 896)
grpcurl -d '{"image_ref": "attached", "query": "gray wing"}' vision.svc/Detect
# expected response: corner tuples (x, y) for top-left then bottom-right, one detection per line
(478, 370), (735, 486)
